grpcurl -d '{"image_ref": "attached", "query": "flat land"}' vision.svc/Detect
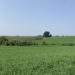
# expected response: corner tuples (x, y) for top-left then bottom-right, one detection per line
(0, 45), (75, 75)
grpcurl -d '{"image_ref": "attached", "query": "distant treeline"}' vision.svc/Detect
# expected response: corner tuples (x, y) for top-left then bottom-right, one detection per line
(0, 36), (39, 46)
(0, 36), (75, 46)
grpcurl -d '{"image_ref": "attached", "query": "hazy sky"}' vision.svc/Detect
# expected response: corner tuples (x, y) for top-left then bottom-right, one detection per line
(0, 0), (75, 36)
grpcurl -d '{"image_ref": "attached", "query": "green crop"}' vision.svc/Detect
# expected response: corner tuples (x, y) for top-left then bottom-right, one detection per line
(0, 46), (75, 75)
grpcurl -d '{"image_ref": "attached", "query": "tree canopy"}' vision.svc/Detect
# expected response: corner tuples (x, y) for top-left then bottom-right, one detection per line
(43, 31), (52, 37)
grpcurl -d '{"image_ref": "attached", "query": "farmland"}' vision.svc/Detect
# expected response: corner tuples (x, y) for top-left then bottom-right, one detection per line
(2, 36), (75, 46)
(0, 36), (75, 75)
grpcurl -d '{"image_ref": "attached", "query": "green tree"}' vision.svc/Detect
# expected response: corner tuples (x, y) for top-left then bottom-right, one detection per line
(43, 31), (52, 37)
(0, 36), (8, 45)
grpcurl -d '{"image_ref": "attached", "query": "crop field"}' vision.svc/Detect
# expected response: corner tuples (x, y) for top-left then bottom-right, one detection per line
(0, 45), (75, 75)
(6, 36), (75, 45)
(0, 36), (75, 75)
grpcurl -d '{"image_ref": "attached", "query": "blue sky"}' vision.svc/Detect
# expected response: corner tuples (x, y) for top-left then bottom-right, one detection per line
(0, 0), (75, 36)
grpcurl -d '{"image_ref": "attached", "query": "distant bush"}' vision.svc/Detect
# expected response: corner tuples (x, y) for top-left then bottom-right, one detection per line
(43, 31), (52, 37)
(32, 42), (38, 45)
(0, 36), (8, 45)
(69, 43), (74, 46)
(0, 37), (37, 46)
(62, 43), (74, 46)
(42, 41), (48, 45)
(0, 36), (75, 47)
(0, 36), (8, 42)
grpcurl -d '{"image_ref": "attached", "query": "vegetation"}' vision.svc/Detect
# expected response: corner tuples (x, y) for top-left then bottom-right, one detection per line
(0, 36), (75, 75)
(0, 36), (75, 46)
(0, 46), (75, 75)
(43, 31), (52, 37)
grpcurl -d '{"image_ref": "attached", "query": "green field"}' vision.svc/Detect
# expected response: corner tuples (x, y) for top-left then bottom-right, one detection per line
(6, 36), (75, 45)
(0, 45), (75, 75)
(0, 36), (75, 75)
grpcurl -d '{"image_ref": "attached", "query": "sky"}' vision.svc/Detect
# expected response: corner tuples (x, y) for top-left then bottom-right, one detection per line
(0, 0), (75, 36)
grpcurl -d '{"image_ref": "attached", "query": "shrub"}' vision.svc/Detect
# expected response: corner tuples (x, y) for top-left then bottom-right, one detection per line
(62, 43), (74, 46)
(67, 43), (74, 46)
(43, 31), (52, 37)
(42, 41), (47, 45)
(0, 36), (8, 45)
(33, 42), (38, 45)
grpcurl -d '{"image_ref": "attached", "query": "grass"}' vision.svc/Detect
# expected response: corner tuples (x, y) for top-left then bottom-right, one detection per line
(36, 36), (75, 45)
(0, 36), (75, 75)
(0, 46), (75, 75)
(6, 36), (75, 45)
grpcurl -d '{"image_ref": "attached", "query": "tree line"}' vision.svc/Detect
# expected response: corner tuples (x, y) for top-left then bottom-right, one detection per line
(0, 31), (52, 46)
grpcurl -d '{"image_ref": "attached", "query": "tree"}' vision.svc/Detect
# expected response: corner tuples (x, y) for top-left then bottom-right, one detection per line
(0, 36), (8, 42)
(43, 31), (52, 37)
(0, 36), (8, 45)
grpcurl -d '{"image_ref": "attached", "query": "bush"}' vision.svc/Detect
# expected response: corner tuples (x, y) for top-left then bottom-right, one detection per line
(0, 36), (9, 46)
(43, 31), (52, 37)
(68, 43), (74, 46)
(0, 36), (8, 44)
(42, 41), (47, 45)
(62, 43), (74, 46)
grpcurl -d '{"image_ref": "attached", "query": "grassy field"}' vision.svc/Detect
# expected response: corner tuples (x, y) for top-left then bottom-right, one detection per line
(6, 36), (75, 45)
(0, 45), (75, 75)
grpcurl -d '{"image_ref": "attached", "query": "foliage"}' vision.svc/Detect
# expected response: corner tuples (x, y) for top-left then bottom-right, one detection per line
(0, 46), (75, 75)
(42, 41), (48, 45)
(0, 36), (39, 46)
(0, 36), (75, 46)
(43, 31), (52, 37)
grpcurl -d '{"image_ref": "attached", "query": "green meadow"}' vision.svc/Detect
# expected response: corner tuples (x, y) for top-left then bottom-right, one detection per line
(6, 36), (75, 45)
(0, 36), (75, 75)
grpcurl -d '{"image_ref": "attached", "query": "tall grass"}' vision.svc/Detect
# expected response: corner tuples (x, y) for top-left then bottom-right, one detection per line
(0, 36), (75, 46)
(0, 46), (75, 75)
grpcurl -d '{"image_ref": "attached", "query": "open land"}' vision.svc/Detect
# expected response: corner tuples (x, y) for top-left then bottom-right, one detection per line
(0, 36), (75, 75)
